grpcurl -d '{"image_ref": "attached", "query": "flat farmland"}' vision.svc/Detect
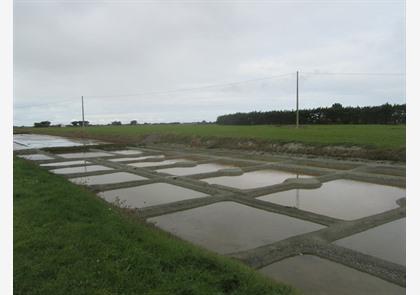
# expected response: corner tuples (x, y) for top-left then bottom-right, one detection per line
(16, 124), (406, 161)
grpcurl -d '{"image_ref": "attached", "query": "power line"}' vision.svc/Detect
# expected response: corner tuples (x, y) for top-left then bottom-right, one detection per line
(84, 72), (296, 99)
(300, 72), (405, 76)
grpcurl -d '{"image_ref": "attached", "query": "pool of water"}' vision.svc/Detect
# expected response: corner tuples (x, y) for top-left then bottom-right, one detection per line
(110, 150), (143, 155)
(128, 158), (190, 168)
(57, 152), (113, 159)
(18, 154), (54, 161)
(259, 255), (404, 295)
(157, 163), (235, 176)
(13, 133), (103, 150)
(51, 165), (113, 174)
(70, 172), (147, 186)
(257, 179), (405, 220)
(99, 183), (208, 208)
(203, 170), (311, 189)
(334, 218), (405, 265)
(147, 201), (324, 254)
(41, 160), (91, 167)
(109, 155), (164, 162)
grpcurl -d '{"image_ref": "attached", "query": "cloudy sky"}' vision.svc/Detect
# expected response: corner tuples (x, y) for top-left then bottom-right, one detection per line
(14, 0), (405, 126)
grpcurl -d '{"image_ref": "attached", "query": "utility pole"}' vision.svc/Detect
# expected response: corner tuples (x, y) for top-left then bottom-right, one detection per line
(81, 96), (85, 128)
(296, 71), (299, 128)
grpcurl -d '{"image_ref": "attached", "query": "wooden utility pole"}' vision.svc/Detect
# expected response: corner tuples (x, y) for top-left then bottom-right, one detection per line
(296, 71), (299, 128)
(81, 96), (85, 128)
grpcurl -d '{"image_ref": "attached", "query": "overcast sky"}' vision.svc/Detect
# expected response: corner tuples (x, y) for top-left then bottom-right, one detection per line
(14, 0), (405, 126)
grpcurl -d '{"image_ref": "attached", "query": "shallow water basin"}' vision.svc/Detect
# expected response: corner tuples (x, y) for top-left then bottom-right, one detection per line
(18, 154), (54, 161)
(110, 150), (143, 155)
(128, 158), (189, 168)
(51, 165), (113, 174)
(109, 155), (164, 162)
(147, 201), (324, 254)
(259, 255), (404, 295)
(58, 152), (113, 159)
(203, 169), (311, 189)
(156, 163), (235, 176)
(257, 179), (405, 220)
(41, 160), (91, 167)
(99, 183), (208, 208)
(70, 172), (147, 186)
(334, 218), (405, 265)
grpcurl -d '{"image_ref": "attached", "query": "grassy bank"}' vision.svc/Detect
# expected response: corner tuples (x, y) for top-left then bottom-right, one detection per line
(17, 124), (405, 149)
(14, 158), (296, 295)
(16, 124), (406, 161)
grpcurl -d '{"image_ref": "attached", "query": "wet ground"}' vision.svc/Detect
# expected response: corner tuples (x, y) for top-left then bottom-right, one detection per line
(14, 133), (406, 294)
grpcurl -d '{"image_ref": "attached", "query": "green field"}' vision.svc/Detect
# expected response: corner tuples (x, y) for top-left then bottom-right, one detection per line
(20, 124), (405, 149)
(14, 158), (296, 295)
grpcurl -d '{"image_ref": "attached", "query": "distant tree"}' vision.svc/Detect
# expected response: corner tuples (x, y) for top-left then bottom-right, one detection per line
(34, 121), (51, 127)
(130, 120), (138, 125)
(71, 121), (89, 126)
(111, 121), (122, 126)
(216, 103), (406, 125)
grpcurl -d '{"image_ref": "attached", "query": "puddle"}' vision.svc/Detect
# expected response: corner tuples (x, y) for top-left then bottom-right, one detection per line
(40, 160), (91, 167)
(109, 155), (164, 162)
(110, 150), (143, 155)
(58, 152), (113, 159)
(257, 179), (405, 220)
(334, 218), (405, 265)
(203, 170), (311, 189)
(156, 163), (235, 176)
(13, 133), (103, 150)
(128, 158), (189, 168)
(18, 154), (54, 161)
(259, 255), (404, 295)
(51, 165), (113, 174)
(147, 201), (324, 254)
(70, 172), (147, 186)
(99, 183), (208, 208)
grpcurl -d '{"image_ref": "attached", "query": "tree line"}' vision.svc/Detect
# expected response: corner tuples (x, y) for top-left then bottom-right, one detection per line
(216, 103), (406, 125)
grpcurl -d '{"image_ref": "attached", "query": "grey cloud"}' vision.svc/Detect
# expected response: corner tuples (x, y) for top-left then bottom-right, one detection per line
(14, 0), (405, 125)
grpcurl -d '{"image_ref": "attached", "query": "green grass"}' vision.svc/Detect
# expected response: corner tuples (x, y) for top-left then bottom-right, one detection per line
(14, 157), (297, 295)
(19, 124), (405, 149)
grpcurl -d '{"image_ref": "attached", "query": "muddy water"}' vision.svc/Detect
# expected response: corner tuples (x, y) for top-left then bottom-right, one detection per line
(70, 172), (147, 186)
(259, 255), (404, 295)
(203, 170), (311, 189)
(334, 218), (405, 265)
(109, 155), (165, 162)
(18, 154), (54, 161)
(58, 152), (113, 159)
(99, 183), (208, 208)
(128, 158), (189, 168)
(51, 165), (113, 174)
(147, 201), (324, 254)
(41, 160), (91, 167)
(157, 163), (235, 176)
(13, 133), (103, 150)
(257, 179), (405, 220)
(110, 150), (143, 155)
